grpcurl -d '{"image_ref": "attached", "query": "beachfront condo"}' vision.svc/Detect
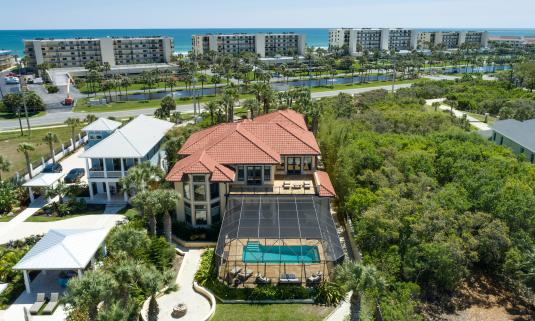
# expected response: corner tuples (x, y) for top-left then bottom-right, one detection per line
(23, 36), (174, 70)
(192, 33), (306, 57)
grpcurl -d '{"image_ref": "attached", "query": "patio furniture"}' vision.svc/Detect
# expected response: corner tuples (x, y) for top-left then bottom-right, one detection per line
(42, 292), (60, 315)
(306, 274), (322, 285)
(292, 183), (302, 189)
(282, 181), (291, 190)
(230, 267), (242, 276)
(237, 269), (253, 281)
(303, 182), (312, 190)
(29, 293), (46, 315)
(279, 273), (300, 284)
(255, 273), (271, 285)
(171, 303), (187, 318)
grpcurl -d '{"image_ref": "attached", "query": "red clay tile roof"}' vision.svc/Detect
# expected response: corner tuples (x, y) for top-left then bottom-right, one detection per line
(168, 110), (321, 182)
(166, 151), (235, 182)
(253, 109), (308, 130)
(314, 171), (336, 197)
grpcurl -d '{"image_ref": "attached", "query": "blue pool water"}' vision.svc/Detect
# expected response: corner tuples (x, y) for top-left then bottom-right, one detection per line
(243, 241), (320, 264)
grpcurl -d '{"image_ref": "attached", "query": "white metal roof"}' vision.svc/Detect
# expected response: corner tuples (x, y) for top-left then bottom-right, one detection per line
(492, 119), (535, 152)
(82, 117), (122, 132)
(13, 229), (110, 271)
(22, 173), (64, 187)
(80, 114), (174, 159)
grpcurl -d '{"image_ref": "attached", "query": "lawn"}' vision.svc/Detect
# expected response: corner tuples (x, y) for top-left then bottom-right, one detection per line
(0, 125), (84, 179)
(211, 304), (334, 321)
(25, 203), (107, 222)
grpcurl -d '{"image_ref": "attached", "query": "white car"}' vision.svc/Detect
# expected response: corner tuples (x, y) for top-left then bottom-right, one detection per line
(4, 76), (20, 84)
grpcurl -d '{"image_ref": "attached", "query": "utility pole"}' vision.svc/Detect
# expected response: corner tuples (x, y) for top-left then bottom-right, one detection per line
(391, 54), (397, 94)
(17, 56), (31, 136)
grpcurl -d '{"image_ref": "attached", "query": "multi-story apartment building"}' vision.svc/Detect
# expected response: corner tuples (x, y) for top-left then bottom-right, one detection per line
(80, 115), (174, 203)
(329, 28), (417, 54)
(166, 109), (336, 228)
(0, 50), (16, 70)
(489, 35), (535, 48)
(417, 31), (489, 49)
(23, 36), (174, 70)
(192, 33), (306, 57)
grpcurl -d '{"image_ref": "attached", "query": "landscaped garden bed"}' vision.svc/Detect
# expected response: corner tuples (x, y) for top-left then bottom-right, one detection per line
(27, 201), (105, 222)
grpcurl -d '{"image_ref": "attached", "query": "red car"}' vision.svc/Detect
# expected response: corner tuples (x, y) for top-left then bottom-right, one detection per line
(6, 72), (17, 77)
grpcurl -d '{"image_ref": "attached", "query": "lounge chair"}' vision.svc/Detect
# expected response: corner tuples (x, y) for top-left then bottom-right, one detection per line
(279, 273), (300, 284)
(282, 181), (291, 190)
(29, 293), (46, 315)
(255, 273), (271, 285)
(42, 292), (59, 315)
(303, 182), (312, 190)
(292, 183), (302, 190)
(230, 267), (242, 276)
(306, 274), (322, 285)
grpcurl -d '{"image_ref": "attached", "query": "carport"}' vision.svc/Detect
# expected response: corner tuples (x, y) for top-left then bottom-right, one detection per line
(13, 228), (109, 293)
(22, 173), (64, 202)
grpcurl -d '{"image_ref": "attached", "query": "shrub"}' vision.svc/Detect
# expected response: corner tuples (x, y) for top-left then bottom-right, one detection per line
(146, 236), (175, 271)
(0, 182), (19, 214)
(194, 248), (215, 286)
(45, 84), (59, 94)
(313, 282), (345, 305)
(2, 92), (45, 113)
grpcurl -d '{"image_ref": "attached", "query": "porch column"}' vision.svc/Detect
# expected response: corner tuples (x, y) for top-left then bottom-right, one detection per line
(105, 182), (111, 201)
(101, 242), (107, 257)
(28, 187), (35, 203)
(77, 269), (83, 278)
(23, 270), (31, 293)
(121, 158), (128, 202)
(103, 158), (108, 179)
(88, 182), (94, 199)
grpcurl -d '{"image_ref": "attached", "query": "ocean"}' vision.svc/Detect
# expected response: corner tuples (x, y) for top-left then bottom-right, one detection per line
(1, 28), (535, 57)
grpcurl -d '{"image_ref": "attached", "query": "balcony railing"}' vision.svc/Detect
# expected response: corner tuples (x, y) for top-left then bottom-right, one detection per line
(88, 169), (123, 179)
(229, 184), (317, 196)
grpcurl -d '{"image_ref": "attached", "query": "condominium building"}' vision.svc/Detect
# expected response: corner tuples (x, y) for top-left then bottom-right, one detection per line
(329, 28), (417, 54)
(417, 31), (489, 49)
(489, 35), (535, 48)
(0, 50), (15, 70)
(23, 36), (174, 70)
(192, 33), (306, 57)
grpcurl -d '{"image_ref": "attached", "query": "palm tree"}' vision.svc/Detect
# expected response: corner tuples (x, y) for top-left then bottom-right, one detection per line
(198, 74), (208, 97)
(45, 181), (69, 205)
(170, 111), (182, 125)
(42, 132), (59, 163)
(119, 162), (163, 196)
(121, 76), (131, 101)
(0, 156), (11, 182)
(84, 114), (97, 124)
(205, 100), (220, 125)
(243, 99), (260, 120)
(222, 85), (239, 122)
(211, 74), (221, 95)
(17, 143), (35, 178)
(64, 117), (81, 149)
(150, 189), (179, 242)
(335, 261), (386, 316)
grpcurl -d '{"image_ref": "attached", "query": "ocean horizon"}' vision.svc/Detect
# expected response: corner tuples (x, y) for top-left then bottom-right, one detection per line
(2, 28), (535, 56)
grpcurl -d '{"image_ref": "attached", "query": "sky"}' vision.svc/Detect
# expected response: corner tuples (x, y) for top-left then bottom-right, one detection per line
(1, 0), (534, 30)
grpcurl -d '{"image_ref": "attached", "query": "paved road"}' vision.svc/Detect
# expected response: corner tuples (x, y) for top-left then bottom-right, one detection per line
(0, 83), (414, 130)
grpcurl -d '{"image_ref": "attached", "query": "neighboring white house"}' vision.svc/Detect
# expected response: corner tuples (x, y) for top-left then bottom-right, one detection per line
(82, 117), (122, 148)
(80, 115), (174, 203)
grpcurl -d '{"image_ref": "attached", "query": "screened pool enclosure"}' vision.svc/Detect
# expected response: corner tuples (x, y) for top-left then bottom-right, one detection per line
(215, 195), (344, 287)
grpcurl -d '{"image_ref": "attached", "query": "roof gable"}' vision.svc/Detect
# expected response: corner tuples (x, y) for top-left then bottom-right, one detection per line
(82, 117), (122, 132)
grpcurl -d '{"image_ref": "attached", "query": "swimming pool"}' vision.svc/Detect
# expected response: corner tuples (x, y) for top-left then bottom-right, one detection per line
(242, 241), (320, 264)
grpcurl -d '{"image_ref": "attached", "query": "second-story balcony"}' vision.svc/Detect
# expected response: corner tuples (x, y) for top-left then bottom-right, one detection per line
(88, 168), (123, 179)
(229, 175), (317, 196)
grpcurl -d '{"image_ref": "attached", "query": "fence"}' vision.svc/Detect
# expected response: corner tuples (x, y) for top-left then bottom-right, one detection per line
(11, 133), (88, 184)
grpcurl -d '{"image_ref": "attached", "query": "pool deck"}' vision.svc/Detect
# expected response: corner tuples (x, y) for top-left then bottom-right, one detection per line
(218, 238), (330, 287)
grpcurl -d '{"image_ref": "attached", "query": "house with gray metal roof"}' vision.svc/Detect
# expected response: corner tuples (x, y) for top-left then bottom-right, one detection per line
(80, 115), (174, 202)
(490, 119), (535, 163)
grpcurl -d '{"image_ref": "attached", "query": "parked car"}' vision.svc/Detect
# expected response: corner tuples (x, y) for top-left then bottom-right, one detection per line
(4, 76), (20, 84)
(64, 168), (85, 183)
(42, 163), (63, 173)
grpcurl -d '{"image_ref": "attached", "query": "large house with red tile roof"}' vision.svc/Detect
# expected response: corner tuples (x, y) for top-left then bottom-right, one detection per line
(166, 109), (336, 227)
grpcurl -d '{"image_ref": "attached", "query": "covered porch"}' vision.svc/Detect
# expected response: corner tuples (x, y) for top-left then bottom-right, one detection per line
(22, 173), (65, 203)
(13, 228), (110, 294)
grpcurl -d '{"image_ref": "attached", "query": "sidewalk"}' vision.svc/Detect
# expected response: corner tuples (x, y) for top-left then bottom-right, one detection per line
(425, 98), (491, 131)
(142, 248), (212, 321)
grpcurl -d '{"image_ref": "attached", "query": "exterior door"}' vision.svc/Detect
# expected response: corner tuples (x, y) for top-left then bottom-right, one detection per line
(287, 157), (302, 175)
(246, 166), (262, 185)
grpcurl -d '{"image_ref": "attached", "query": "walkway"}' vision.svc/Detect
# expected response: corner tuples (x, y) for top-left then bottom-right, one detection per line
(425, 98), (491, 131)
(143, 248), (212, 321)
(325, 291), (353, 321)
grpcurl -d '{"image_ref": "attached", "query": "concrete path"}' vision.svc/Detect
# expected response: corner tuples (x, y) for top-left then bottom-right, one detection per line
(0, 82), (415, 130)
(143, 248), (211, 321)
(425, 98), (491, 131)
(325, 291), (353, 321)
